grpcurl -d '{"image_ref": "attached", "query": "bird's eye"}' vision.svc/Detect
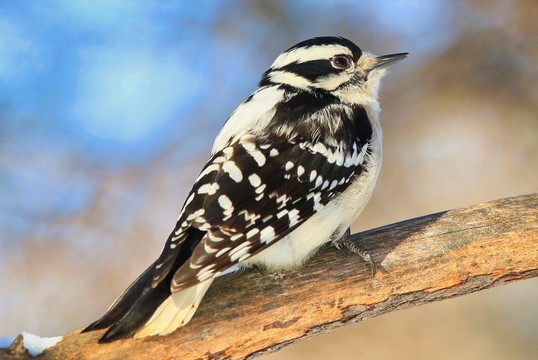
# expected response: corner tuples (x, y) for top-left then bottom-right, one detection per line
(331, 56), (352, 70)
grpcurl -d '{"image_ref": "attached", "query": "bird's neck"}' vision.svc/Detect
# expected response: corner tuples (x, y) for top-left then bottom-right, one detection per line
(212, 85), (381, 155)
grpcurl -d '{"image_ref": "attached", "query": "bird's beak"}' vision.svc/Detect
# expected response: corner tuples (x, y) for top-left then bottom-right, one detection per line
(372, 53), (409, 70)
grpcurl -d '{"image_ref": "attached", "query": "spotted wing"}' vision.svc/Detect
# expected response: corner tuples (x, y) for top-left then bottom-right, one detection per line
(154, 133), (368, 292)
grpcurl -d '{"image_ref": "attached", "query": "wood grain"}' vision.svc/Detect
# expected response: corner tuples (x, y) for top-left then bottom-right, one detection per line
(2, 193), (537, 360)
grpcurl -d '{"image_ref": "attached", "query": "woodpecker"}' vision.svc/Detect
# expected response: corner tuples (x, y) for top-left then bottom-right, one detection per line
(82, 36), (407, 342)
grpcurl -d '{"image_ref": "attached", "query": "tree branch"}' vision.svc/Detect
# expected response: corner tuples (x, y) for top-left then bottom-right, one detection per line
(3, 194), (537, 360)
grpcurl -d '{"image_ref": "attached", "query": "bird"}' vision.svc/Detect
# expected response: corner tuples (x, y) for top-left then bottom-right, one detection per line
(82, 36), (407, 343)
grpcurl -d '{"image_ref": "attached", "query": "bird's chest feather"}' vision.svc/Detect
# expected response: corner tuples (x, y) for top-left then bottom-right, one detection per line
(220, 89), (383, 270)
(242, 128), (382, 271)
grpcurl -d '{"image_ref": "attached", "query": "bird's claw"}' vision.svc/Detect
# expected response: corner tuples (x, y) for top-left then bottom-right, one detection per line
(333, 228), (377, 277)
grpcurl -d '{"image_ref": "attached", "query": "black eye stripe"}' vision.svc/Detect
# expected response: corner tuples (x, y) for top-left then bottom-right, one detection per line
(278, 60), (341, 81)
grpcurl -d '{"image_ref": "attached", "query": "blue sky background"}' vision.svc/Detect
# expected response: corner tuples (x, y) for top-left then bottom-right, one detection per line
(0, 1), (459, 241)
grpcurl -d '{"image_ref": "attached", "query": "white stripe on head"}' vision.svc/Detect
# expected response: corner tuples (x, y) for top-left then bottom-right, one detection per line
(269, 71), (312, 89)
(271, 44), (353, 69)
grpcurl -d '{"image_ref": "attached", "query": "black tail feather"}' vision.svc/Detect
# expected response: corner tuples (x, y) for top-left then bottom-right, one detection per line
(83, 228), (206, 342)
(98, 272), (173, 343)
(82, 262), (157, 333)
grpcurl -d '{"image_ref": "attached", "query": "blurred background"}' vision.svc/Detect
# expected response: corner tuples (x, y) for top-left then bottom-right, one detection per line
(1, 1), (537, 359)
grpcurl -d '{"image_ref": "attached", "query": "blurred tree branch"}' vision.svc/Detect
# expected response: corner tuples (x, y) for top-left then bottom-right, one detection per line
(3, 194), (537, 360)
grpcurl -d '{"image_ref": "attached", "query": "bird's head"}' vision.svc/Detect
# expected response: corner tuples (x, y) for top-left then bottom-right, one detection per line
(260, 36), (408, 105)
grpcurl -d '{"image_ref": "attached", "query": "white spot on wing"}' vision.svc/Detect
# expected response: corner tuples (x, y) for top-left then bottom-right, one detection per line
(285, 161), (294, 171)
(248, 174), (261, 187)
(197, 264), (216, 281)
(246, 228), (260, 239)
(186, 209), (205, 221)
(334, 148), (345, 166)
(326, 149), (336, 164)
(198, 182), (220, 195)
(312, 142), (327, 155)
(212, 156), (226, 164)
(310, 170), (317, 182)
(315, 175), (323, 188)
(240, 135), (266, 166)
(330, 180), (338, 190)
(239, 210), (261, 224)
(204, 242), (217, 253)
(276, 194), (289, 207)
(241, 140), (256, 152)
(229, 241), (252, 262)
(260, 226), (276, 243)
(230, 233), (242, 241)
(288, 209), (301, 227)
(313, 192), (323, 211)
(237, 253), (251, 262)
(197, 222), (211, 231)
(344, 155), (354, 167)
(251, 152), (266, 166)
(222, 161), (243, 182)
(216, 247), (231, 257)
(208, 232), (224, 242)
(218, 195), (233, 209)
(255, 184), (267, 194)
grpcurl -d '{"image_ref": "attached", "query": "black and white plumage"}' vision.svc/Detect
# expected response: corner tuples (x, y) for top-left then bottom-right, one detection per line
(83, 36), (407, 342)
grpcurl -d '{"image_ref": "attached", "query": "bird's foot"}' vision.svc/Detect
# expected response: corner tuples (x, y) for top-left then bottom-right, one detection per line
(267, 270), (286, 280)
(333, 228), (376, 277)
(251, 264), (286, 280)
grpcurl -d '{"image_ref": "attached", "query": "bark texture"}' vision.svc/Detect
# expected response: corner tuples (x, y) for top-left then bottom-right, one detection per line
(2, 194), (537, 360)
